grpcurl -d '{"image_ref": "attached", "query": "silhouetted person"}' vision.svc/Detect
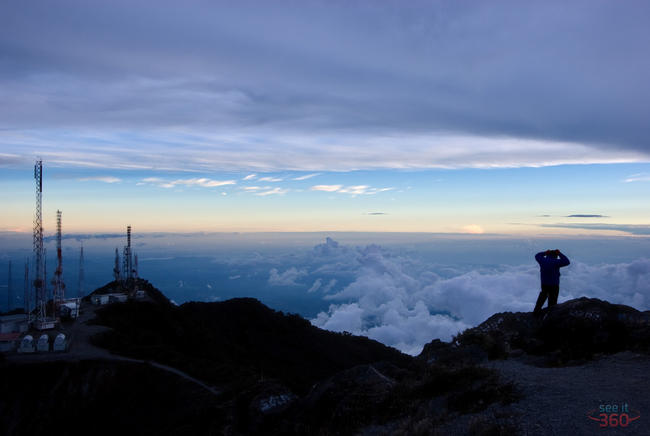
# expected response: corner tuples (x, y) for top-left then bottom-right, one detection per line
(534, 249), (570, 315)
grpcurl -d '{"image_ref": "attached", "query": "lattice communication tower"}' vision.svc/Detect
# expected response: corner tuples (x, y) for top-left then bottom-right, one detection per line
(32, 159), (46, 324)
(52, 210), (65, 308)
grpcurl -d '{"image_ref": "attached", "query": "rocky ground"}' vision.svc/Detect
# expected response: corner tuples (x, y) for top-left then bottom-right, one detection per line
(485, 351), (650, 435)
(414, 297), (650, 435)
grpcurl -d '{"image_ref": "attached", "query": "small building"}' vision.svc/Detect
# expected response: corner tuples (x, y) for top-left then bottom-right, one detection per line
(59, 298), (81, 319)
(135, 290), (146, 299)
(34, 319), (57, 331)
(108, 293), (128, 303)
(18, 335), (35, 353)
(0, 332), (21, 352)
(91, 294), (110, 305)
(91, 292), (129, 305)
(53, 333), (67, 352)
(37, 334), (50, 352)
(0, 314), (29, 334)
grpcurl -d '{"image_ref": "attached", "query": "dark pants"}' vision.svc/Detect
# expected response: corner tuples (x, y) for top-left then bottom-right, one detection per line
(534, 284), (559, 314)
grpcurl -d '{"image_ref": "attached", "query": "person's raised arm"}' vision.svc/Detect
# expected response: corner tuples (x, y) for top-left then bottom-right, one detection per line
(535, 251), (545, 264)
(557, 251), (570, 267)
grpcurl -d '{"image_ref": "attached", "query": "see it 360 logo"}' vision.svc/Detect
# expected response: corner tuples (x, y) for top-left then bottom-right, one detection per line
(587, 403), (640, 428)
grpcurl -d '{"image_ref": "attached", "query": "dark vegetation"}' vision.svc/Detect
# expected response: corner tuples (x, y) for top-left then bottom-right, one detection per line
(0, 307), (28, 316)
(0, 360), (222, 436)
(90, 291), (411, 395)
(13, 284), (649, 435)
(410, 365), (520, 414)
(84, 282), (523, 435)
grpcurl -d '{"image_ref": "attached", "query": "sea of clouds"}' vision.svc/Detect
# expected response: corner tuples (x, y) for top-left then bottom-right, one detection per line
(2, 233), (649, 356)
(265, 238), (650, 355)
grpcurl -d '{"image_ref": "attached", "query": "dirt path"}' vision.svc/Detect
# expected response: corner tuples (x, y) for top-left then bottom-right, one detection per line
(7, 302), (221, 397)
(147, 361), (221, 396)
(485, 352), (650, 435)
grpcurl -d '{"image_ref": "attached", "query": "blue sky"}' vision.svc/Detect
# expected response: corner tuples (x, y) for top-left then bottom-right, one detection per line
(1, 0), (649, 235)
(1, 163), (649, 235)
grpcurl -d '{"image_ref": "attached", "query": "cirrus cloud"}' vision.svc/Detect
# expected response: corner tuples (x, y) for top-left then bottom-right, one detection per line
(255, 187), (288, 196)
(140, 177), (236, 189)
(311, 185), (343, 192)
(310, 184), (393, 195)
(625, 173), (650, 183)
(77, 176), (121, 183)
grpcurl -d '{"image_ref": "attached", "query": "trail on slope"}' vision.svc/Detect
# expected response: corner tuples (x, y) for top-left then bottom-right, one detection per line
(7, 303), (221, 397)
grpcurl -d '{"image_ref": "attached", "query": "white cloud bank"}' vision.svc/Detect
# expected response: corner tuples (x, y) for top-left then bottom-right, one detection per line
(307, 278), (337, 293)
(268, 267), (307, 286)
(309, 239), (650, 355)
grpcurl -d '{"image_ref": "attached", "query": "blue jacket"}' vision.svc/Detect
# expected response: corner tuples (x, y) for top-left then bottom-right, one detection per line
(535, 251), (570, 286)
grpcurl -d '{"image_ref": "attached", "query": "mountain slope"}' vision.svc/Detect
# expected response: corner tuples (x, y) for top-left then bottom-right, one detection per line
(91, 295), (413, 395)
(6, 283), (650, 435)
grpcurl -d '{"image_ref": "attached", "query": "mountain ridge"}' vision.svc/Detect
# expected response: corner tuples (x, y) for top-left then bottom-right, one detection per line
(2, 280), (650, 435)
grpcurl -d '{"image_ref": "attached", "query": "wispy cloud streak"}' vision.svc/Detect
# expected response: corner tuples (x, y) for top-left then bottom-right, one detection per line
(292, 173), (320, 181)
(565, 214), (609, 218)
(311, 185), (343, 192)
(540, 223), (650, 235)
(77, 176), (121, 183)
(255, 187), (288, 196)
(625, 173), (650, 183)
(311, 184), (393, 195)
(141, 177), (235, 189)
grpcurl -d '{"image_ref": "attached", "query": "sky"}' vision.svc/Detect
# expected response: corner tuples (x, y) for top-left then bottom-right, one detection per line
(2, 1), (650, 353)
(1, 0), (649, 236)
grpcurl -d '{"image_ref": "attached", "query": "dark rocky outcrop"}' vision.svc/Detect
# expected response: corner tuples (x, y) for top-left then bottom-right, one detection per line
(420, 297), (650, 367)
(86, 278), (173, 307)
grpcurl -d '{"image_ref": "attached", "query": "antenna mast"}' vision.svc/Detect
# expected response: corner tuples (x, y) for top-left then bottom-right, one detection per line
(78, 243), (85, 298)
(123, 225), (133, 281)
(7, 260), (12, 312)
(52, 210), (65, 309)
(113, 248), (121, 282)
(32, 159), (45, 325)
(23, 260), (29, 314)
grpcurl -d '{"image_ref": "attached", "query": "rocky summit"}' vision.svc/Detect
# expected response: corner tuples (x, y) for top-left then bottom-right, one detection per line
(430, 297), (650, 366)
